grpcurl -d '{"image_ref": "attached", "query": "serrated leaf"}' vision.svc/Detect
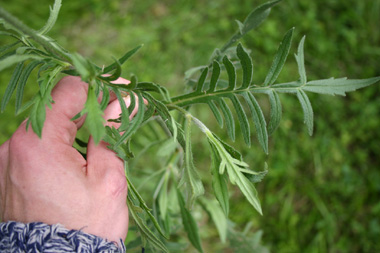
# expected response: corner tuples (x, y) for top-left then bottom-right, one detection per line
(178, 115), (204, 208)
(267, 90), (282, 135)
(264, 27), (294, 86)
(216, 97), (235, 141)
(209, 143), (229, 217)
(303, 76), (380, 96)
(38, 0), (62, 35)
(240, 0), (282, 35)
(1, 61), (23, 112)
(228, 94), (251, 146)
(103, 44), (143, 73)
(223, 56), (236, 91)
(296, 89), (313, 136)
(84, 85), (105, 144)
(15, 60), (42, 113)
(208, 60), (221, 92)
(241, 92), (268, 153)
(200, 198), (227, 243)
(237, 43), (253, 89)
(177, 189), (204, 253)
(295, 35), (307, 84)
(0, 54), (42, 71)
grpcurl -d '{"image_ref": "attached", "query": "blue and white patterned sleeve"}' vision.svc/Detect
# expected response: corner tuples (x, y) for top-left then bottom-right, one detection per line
(0, 221), (126, 252)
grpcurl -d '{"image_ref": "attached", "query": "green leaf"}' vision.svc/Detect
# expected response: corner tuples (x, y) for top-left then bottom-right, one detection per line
(243, 164), (269, 183)
(1, 61), (23, 112)
(207, 100), (223, 127)
(177, 189), (204, 253)
(83, 85), (105, 144)
(127, 196), (169, 253)
(303, 76), (380, 96)
(209, 142), (229, 216)
(296, 89), (313, 136)
(241, 92), (268, 153)
(178, 115), (205, 208)
(205, 130), (261, 215)
(0, 54), (42, 71)
(194, 66), (209, 93)
(158, 172), (170, 219)
(28, 95), (46, 138)
(228, 94), (251, 146)
(236, 43), (253, 89)
(216, 97), (235, 141)
(114, 92), (145, 147)
(99, 84), (110, 110)
(264, 27), (294, 86)
(208, 61), (221, 92)
(15, 60), (42, 113)
(267, 90), (282, 135)
(240, 0), (282, 36)
(101, 57), (122, 81)
(112, 88), (130, 131)
(200, 198), (227, 243)
(295, 35), (307, 84)
(38, 0), (62, 35)
(70, 53), (92, 81)
(227, 165), (262, 215)
(223, 56), (236, 91)
(103, 44), (143, 73)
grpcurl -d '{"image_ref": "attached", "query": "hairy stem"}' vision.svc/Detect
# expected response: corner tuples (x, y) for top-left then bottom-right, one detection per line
(0, 7), (70, 62)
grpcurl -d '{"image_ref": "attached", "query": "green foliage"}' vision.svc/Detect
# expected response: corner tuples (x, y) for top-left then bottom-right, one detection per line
(1, 0), (379, 252)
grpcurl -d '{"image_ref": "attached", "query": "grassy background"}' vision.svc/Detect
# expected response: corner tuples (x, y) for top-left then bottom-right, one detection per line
(1, 0), (380, 252)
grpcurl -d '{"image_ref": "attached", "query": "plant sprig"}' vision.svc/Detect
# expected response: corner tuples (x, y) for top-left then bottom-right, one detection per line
(1, 0), (379, 251)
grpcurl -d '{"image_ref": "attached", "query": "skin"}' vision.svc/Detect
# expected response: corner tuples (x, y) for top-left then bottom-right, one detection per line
(0, 76), (135, 243)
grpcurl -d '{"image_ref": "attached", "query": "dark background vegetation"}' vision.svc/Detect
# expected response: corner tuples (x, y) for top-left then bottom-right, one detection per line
(1, 0), (379, 252)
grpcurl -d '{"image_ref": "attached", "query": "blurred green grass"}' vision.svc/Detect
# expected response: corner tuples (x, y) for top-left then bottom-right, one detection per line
(1, 0), (379, 252)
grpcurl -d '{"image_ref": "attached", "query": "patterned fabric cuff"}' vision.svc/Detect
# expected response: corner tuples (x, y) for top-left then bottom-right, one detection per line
(0, 221), (126, 252)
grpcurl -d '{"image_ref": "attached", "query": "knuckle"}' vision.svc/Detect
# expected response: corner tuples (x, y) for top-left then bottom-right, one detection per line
(102, 170), (128, 198)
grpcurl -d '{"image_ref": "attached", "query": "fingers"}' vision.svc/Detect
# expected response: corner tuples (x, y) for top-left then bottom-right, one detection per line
(37, 76), (89, 146)
(86, 97), (128, 196)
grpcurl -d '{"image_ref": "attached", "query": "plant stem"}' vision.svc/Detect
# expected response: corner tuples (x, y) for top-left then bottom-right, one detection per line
(0, 7), (70, 62)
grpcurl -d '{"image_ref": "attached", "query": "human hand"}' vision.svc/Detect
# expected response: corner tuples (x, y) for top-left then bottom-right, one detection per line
(0, 76), (134, 243)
